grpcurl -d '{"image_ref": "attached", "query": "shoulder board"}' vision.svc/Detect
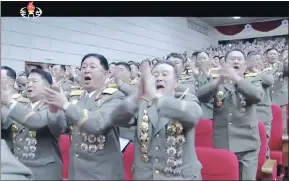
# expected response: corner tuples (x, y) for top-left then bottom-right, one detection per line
(70, 90), (85, 96)
(211, 74), (219, 78)
(12, 93), (21, 99)
(262, 67), (272, 72)
(130, 80), (137, 85)
(244, 73), (258, 77)
(102, 88), (118, 95)
(108, 83), (117, 88)
(15, 97), (30, 103)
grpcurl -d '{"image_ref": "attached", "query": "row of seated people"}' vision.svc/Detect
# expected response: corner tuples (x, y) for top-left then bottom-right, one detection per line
(58, 104), (289, 180)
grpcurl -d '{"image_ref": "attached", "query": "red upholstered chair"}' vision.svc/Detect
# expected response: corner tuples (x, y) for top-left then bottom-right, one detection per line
(196, 147), (239, 180)
(258, 121), (277, 180)
(269, 104), (283, 167)
(59, 134), (70, 180)
(122, 143), (134, 181)
(195, 118), (213, 148)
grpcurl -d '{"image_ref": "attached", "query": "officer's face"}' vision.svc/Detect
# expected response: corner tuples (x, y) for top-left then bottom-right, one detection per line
(1, 69), (14, 89)
(26, 73), (49, 100)
(51, 65), (64, 80)
(130, 64), (139, 79)
(80, 56), (107, 92)
(196, 52), (211, 70)
(166, 57), (183, 76)
(266, 49), (279, 64)
(109, 64), (116, 76)
(247, 55), (263, 71)
(226, 51), (246, 74)
(16, 76), (27, 91)
(116, 65), (131, 82)
(212, 57), (219, 67)
(152, 63), (178, 95)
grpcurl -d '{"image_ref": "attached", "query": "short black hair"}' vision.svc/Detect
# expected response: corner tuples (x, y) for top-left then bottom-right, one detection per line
(192, 51), (200, 58)
(116, 62), (131, 72)
(166, 53), (185, 64)
(196, 51), (210, 58)
(152, 60), (179, 79)
(81, 53), (109, 71)
(109, 62), (117, 66)
(1, 66), (17, 80)
(128, 61), (134, 64)
(53, 64), (66, 71)
(129, 61), (140, 69)
(247, 51), (262, 58)
(28, 64), (43, 70)
(141, 59), (151, 66)
(224, 48), (246, 62)
(28, 69), (53, 85)
(264, 48), (279, 55)
(213, 55), (219, 59)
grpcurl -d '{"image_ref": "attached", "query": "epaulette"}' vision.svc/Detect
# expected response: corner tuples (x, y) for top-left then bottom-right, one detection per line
(262, 67), (272, 72)
(102, 88), (118, 95)
(12, 93), (21, 99)
(244, 73), (258, 77)
(15, 96), (30, 103)
(70, 90), (85, 96)
(211, 74), (219, 78)
(130, 79), (137, 85)
(108, 83), (117, 88)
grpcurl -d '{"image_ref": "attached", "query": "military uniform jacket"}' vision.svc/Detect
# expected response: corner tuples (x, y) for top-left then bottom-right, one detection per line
(251, 71), (274, 123)
(197, 78), (264, 153)
(110, 92), (203, 180)
(52, 88), (125, 180)
(176, 74), (196, 95)
(56, 78), (74, 93)
(1, 139), (34, 180)
(270, 72), (288, 107)
(1, 94), (30, 151)
(5, 100), (64, 180)
(195, 74), (214, 119)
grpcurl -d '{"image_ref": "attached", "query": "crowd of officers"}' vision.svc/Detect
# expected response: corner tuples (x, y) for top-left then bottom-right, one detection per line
(1, 47), (288, 180)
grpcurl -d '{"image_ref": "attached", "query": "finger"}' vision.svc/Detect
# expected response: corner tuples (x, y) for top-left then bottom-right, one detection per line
(44, 88), (57, 95)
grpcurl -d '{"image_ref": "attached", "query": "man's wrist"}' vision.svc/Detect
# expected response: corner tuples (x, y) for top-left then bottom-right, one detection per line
(62, 101), (71, 111)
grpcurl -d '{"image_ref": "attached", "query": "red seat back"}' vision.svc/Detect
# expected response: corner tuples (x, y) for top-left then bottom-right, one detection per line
(59, 134), (70, 180)
(196, 147), (239, 180)
(269, 104), (283, 151)
(195, 119), (213, 148)
(256, 121), (267, 180)
(122, 143), (134, 181)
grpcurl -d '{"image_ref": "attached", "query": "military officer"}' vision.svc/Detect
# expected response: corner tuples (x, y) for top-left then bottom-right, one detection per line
(197, 49), (264, 180)
(42, 53), (125, 180)
(110, 61), (203, 180)
(113, 62), (137, 142)
(1, 139), (34, 180)
(129, 61), (140, 84)
(269, 49), (288, 133)
(51, 64), (74, 96)
(194, 51), (214, 119)
(16, 72), (28, 97)
(1, 69), (64, 180)
(247, 51), (274, 140)
(166, 53), (196, 94)
(1, 66), (30, 151)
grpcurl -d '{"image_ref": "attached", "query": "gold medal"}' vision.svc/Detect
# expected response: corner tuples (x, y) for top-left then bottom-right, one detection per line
(140, 122), (149, 132)
(140, 133), (149, 142)
(28, 131), (36, 138)
(141, 144), (148, 154)
(240, 107), (246, 113)
(141, 154), (149, 162)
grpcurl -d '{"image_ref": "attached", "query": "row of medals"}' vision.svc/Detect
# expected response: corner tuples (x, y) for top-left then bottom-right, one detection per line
(12, 123), (37, 159)
(70, 126), (106, 153)
(139, 110), (186, 176)
(164, 121), (185, 176)
(216, 91), (247, 113)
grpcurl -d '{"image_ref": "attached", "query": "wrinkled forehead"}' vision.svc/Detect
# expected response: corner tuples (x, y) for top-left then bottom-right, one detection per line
(152, 63), (175, 74)
(227, 51), (245, 59)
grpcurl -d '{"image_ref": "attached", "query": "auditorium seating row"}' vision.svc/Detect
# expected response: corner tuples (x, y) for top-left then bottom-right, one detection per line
(59, 104), (289, 180)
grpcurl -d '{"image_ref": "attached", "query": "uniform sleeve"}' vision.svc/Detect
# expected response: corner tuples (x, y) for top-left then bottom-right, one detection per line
(118, 82), (136, 96)
(7, 103), (48, 129)
(1, 139), (34, 180)
(157, 94), (203, 127)
(110, 98), (139, 128)
(47, 111), (68, 138)
(64, 93), (127, 134)
(260, 73), (274, 88)
(196, 82), (218, 103)
(235, 79), (264, 104)
(1, 106), (13, 129)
